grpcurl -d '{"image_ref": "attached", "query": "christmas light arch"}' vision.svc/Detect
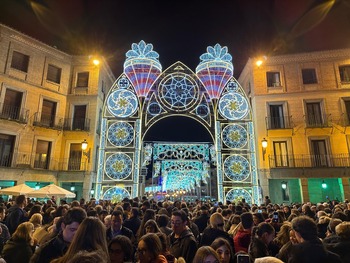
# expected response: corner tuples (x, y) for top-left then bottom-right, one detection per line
(97, 41), (261, 204)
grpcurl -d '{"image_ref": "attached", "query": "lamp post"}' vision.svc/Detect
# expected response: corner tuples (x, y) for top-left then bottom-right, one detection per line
(81, 139), (91, 163)
(281, 181), (287, 190)
(261, 138), (268, 161)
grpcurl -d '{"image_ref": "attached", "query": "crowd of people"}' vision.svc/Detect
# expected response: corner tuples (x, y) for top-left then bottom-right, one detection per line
(0, 194), (348, 263)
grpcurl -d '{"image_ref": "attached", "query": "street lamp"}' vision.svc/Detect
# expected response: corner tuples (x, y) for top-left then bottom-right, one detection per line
(261, 138), (268, 161)
(81, 139), (91, 163)
(70, 183), (75, 192)
(322, 180), (327, 189)
(35, 182), (40, 190)
(281, 181), (287, 189)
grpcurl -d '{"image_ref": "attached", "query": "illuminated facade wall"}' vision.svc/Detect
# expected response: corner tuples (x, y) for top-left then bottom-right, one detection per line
(98, 41), (261, 204)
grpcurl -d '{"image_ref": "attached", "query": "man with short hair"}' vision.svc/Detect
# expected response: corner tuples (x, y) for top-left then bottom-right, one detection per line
(234, 212), (254, 253)
(169, 210), (198, 263)
(123, 207), (141, 236)
(30, 207), (87, 263)
(106, 210), (134, 242)
(5, 194), (27, 234)
(193, 205), (209, 233)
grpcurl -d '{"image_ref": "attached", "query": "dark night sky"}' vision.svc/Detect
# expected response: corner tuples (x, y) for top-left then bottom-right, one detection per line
(1, 0), (350, 79)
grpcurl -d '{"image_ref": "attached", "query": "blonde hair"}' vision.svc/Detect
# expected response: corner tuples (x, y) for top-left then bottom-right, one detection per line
(335, 221), (350, 239)
(12, 222), (35, 245)
(30, 213), (43, 228)
(210, 212), (225, 229)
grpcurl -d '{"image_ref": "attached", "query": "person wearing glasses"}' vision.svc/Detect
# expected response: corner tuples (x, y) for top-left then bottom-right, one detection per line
(200, 212), (233, 250)
(169, 210), (198, 263)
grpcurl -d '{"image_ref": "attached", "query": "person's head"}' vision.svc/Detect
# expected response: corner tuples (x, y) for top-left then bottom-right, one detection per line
(171, 210), (188, 236)
(335, 221), (350, 240)
(12, 222), (34, 244)
(327, 218), (342, 236)
(253, 212), (265, 226)
(61, 207), (87, 243)
(291, 215), (318, 242)
(193, 246), (220, 263)
(137, 233), (162, 263)
(131, 207), (140, 218)
(29, 213), (43, 227)
(144, 219), (161, 234)
(111, 210), (124, 231)
(254, 256), (284, 263)
(253, 222), (275, 245)
(157, 214), (170, 228)
(61, 217), (108, 263)
(15, 194), (27, 207)
(274, 221), (292, 246)
(210, 238), (232, 263)
(108, 235), (133, 263)
(66, 250), (108, 263)
(240, 212), (254, 230)
(104, 214), (112, 229)
(0, 206), (6, 221)
(210, 212), (225, 230)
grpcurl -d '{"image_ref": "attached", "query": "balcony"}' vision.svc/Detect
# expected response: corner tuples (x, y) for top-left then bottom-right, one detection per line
(0, 151), (87, 171)
(0, 103), (29, 123)
(304, 113), (332, 128)
(63, 118), (90, 131)
(32, 112), (63, 130)
(268, 154), (350, 168)
(266, 116), (293, 130)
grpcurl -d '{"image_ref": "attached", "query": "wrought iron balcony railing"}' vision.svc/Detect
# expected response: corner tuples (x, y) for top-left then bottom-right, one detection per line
(0, 103), (29, 123)
(268, 154), (350, 168)
(265, 116), (293, 129)
(0, 151), (87, 171)
(32, 112), (63, 130)
(304, 113), (332, 128)
(338, 112), (350, 127)
(63, 118), (90, 131)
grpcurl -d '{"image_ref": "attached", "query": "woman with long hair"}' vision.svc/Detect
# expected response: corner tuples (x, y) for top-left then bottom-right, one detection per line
(210, 237), (234, 263)
(108, 235), (133, 263)
(1, 222), (36, 263)
(51, 217), (109, 263)
(192, 246), (220, 263)
(137, 233), (167, 263)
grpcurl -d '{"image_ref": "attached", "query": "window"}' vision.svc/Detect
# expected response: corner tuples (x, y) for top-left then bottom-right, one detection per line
(68, 143), (82, 170)
(306, 102), (323, 126)
(310, 139), (329, 167)
(1, 89), (23, 120)
(41, 100), (57, 127)
(72, 105), (87, 130)
(11, 51), (29, 72)
(77, 72), (89, 87)
(273, 141), (289, 167)
(339, 65), (350, 82)
(302, 68), (317, 84)
(344, 100), (350, 125)
(47, 64), (62, 84)
(269, 104), (285, 129)
(266, 72), (281, 87)
(34, 140), (51, 169)
(0, 134), (15, 167)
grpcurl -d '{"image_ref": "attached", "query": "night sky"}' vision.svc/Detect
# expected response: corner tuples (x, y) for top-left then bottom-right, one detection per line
(1, 0), (350, 78)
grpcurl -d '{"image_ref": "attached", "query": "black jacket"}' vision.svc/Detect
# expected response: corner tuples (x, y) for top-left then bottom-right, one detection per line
(106, 225), (134, 242)
(2, 238), (35, 263)
(200, 227), (234, 252)
(169, 229), (198, 263)
(5, 205), (27, 234)
(123, 216), (141, 236)
(30, 233), (68, 263)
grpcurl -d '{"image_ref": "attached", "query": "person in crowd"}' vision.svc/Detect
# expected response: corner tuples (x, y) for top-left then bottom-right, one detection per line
(248, 222), (275, 262)
(156, 232), (176, 263)
(104, 214), (112, 229)
(253, 212), (265, 226)
(0, 213), (10, 252)
(192, 246), (220, 263)
(137, 209), (156, 240)
(108, 235), (133, 263)
(270, 221), (291, 256)
(210, 237), (234, 263)
(28, 204), (43, 219)
(323, 218), (342, 245)
(30, 207), (87, 263)
(51, 217), (109, 263)
(106, 210), (134, 242)
(30, 213), (43, 232)
(324, 221), (350, 262)
(193, 205), (210, 233)
(264, 196), (271, 206)
(1, 222), (36, 263)
(169, 209), (198, 263)
(143, 219), (161, 235)
(227, 215), (241, 237)
(5, 194), (28, 234)
(234, 212), (254, 253)
(301, 204), (316, 219)
(200, 212), (233, 249)
(123, 207), (141, 236)
(254, 256), (284, 263)
(316, 215), (331, 239)
(66, 250), (108, 263)
(287, 215), (341, 263)
(137, 233), (167, 263)
(157, 214), (172, 236)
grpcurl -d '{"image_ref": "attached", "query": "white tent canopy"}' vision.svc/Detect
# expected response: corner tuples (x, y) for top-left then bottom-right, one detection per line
(0, 183), (34, 195)
(27, 184), (76, 198)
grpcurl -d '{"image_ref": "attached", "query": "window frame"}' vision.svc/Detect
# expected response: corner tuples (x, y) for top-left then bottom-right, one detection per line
(76, 72), (89, 87)
(10, 51), (29, 72)
(266, 71), (282, 87)
(301, 68), (318, 84)
(47, 64), (62, 84)
(339, 65), (350, 83)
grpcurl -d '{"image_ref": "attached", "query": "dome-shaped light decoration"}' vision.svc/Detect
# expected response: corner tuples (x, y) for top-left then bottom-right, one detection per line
(124, 40), (162, 97)
(196, 44), (233, 100)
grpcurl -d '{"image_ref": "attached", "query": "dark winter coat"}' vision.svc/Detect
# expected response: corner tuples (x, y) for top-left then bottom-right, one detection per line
(2, 238), (35, 263)
(169, 229), (198, 263)
(5, 205), (27, 234)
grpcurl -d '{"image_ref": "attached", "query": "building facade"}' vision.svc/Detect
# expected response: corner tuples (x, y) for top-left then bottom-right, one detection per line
(0, 24), (115, 200)
(238, 49), (350, 204)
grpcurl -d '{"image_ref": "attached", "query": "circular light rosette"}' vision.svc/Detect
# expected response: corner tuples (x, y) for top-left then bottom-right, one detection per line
(107, 89), (138, 118)
(102, 186), (130, 202)
(222, 124), (248, 149)
(218, 92), (248, 120)
(107, 122), (134, 147)
(223, 155), (250, 181)
(226, 188), (252, 204)
(105, 153), (132, 180)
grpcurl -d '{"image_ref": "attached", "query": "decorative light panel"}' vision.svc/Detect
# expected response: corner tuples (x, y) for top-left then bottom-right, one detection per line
(107, 122), (134, 147)
(105, 153), (133, 180)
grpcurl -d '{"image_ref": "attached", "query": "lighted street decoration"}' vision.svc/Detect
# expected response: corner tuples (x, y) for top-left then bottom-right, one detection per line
(124, 40), (162, 98)
(98, 41), (260, 204)
(196, 44), (233, 100)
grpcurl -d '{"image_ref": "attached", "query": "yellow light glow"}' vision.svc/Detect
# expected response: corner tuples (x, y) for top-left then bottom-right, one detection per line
(93, 59), (100, 66)
(256, 60), (263, 67)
